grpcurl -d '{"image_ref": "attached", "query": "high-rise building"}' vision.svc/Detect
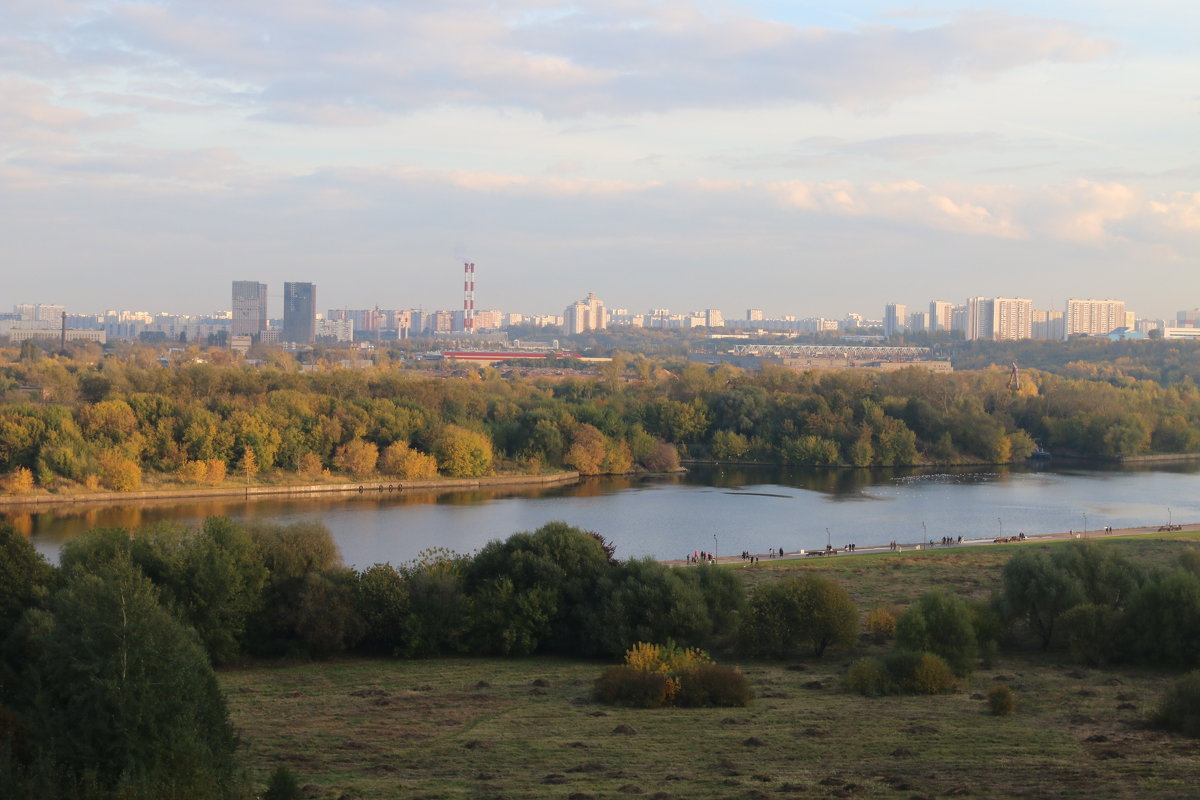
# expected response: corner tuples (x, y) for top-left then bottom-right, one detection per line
(1032, 309), (1065, 340)
(1176, 309), (1200, 328)
(929, 301), (954, 332)
(883, 304), (907, 337)
(563, 292), (607, 335)
(231, 281), (268, 338)
(282, 282), (316, 343)
(705, 309), (725, 328)
(967, 297), (1032, 341)
(1065, 298), (1126, 338)
(747, 309), (764, 322)
(908, 311), (930, 332)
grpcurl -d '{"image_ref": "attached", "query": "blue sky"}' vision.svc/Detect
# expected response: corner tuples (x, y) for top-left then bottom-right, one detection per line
(2, 1), (1197, 319)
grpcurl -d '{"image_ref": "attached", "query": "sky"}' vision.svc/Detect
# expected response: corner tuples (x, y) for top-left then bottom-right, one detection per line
(2, 0), (1197, 320)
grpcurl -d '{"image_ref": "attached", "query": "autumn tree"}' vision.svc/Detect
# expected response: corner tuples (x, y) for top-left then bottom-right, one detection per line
(333, 438), (378, 479)
(433, 425), (493, 478)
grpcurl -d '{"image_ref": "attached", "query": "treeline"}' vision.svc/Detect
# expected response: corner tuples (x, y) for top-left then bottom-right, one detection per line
(4, 350), (1200, 493)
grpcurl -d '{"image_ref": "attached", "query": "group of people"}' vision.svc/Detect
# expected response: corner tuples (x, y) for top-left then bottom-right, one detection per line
(686, 551), (716, 564)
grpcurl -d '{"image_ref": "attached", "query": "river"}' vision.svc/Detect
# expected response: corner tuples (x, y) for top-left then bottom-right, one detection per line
(6, 461), (1199, 568)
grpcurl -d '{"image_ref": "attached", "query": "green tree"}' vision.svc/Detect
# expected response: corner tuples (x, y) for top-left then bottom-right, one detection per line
(7, 559), (237, 796)
(742, 575), (858, 658)
(0, 522), (56, 644)
(1001, 549), (1086, 649)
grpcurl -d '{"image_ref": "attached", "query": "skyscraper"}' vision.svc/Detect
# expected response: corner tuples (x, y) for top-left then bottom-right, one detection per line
(883, 303), (907, 337)
(231, 281), (268, 338)
(283, 282), (316, 343)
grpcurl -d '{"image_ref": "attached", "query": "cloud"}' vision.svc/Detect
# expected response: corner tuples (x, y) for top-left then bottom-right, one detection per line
(3, 2), (1116, 119)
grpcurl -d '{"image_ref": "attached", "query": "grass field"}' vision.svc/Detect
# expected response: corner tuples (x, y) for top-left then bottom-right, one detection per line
(222, 531), (1200, 799)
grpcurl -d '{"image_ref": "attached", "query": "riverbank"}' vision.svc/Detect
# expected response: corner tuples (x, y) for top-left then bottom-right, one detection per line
(668, 521), (1199, 567)
(0, 470), (580, 508)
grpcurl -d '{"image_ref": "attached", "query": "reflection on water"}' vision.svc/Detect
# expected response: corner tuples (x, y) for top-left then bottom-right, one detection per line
(6, 461), (1199, 568)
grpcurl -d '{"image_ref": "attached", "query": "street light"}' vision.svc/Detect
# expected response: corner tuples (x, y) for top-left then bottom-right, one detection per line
(713, 534), (718, 563)
(1083, 512), (1088, 537)
(825, 528), (831, 550)
(998, 517), (1003, 539)
(1169, 507), (1173, 527)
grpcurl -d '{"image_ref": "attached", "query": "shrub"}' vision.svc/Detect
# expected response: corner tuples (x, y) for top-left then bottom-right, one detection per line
(1153, 671), (1200, 738)
(987, 685), (1016, 716)
(264, 764), (303, 800)
(865, 607), (897, 643)
(845, 657), (891, 697)
(594, 665), (672, 708)
(895, 590), (977, 675)
(909, 652), (958, 694)
(673, 663), (753, 708)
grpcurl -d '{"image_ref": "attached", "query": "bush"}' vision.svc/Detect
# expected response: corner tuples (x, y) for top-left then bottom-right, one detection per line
(673, 663), (753, 708)
(895, 591), (977, 675)
(1153, 671), (1200, 738)
(97, 450), (142, 491)
(2, 467), (35, 494)
(908, 652), (958, 694)
(987, 685), (1016, 716)
(594, 665), (673, 708)
(865, 607), (897, 643)
(264, 764), (303, 800)
(378, 442), (437, 479)
(845, 657), (891, 697)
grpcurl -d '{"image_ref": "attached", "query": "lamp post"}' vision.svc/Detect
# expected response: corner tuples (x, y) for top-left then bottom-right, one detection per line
(825, 528), (831, 550)
(1169, 507), (1173, 527)
(1083, 512), (1088, 537)
(998, 517), (1003, 540)
(713, 534), (718, 563)
(922, 521), (927, 541)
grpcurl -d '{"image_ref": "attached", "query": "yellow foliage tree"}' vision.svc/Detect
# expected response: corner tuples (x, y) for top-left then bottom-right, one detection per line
(564, 424), (607, 475)
(378, 441), (438, 479)
(333, 438), (378, 479)
(432, 425), (493, 478)
(3, 467), (35, 494)
(176, 460), (208, 485)
(297, 452), (324, 480)
(204, 459), (226, 485)
(97, 450), (142, 492)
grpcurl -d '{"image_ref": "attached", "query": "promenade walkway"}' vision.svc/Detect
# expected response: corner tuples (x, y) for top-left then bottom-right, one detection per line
(666, 522), (1198, 567)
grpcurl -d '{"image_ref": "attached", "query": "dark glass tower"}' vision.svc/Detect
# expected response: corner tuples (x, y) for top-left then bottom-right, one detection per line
(283, 282), (316, 343)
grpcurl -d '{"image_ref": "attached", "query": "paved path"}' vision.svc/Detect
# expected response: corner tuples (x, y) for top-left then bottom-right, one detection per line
(666, 522), (1198, 567)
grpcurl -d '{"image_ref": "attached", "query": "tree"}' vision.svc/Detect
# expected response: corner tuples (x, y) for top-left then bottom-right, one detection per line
(742, 575), (858, 658)
(97, 449), (142, 491)
(355, 563), (410, 654)
(1001, 549), (1085, 649)
(0, 522), (56, 643)
(432, 425), (493, 478)
(564, 424), (607, 475)
(895, 590), (978, 675)
(6, 559), (237, 796)
(1, 467), (34, 494)
(238, 447), (259, 483)
(378, 441), (437, 479)
(333, 438), (378, 478)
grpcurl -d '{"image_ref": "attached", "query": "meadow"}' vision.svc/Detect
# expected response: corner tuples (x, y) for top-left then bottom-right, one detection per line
(222, 531), (1200, 799)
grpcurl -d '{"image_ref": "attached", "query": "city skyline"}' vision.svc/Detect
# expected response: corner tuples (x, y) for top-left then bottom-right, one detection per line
(2, 2), (1197, 317)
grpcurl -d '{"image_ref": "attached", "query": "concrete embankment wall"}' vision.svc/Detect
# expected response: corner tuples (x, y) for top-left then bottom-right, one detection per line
(0, 472), (580, 508)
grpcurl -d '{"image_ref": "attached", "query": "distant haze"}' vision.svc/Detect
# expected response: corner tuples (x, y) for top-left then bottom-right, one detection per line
(2, 1), (1197, 319)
